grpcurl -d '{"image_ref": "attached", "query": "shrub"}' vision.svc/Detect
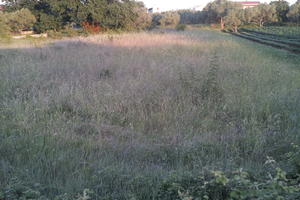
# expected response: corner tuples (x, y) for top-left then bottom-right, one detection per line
(158, 164), (300, 200)
(151, 12), (181, 28)
(159, 12), (180, 27)
(5, 8), (36, 33)
(133, 7), (152, 30)
(82, 22), (102, 34)
(176, 24), (187, 31)
(34, 13), (62, 33)
(0, 12), (11, 41)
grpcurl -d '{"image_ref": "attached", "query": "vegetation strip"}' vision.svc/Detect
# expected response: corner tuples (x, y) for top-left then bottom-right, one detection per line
(240, 28), (300, 40)
(239, 31), (300, 48)
(230, 32), (300, 54)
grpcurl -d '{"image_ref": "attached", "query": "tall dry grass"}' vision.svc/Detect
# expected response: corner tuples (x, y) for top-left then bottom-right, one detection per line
(0, 30), (300, 199)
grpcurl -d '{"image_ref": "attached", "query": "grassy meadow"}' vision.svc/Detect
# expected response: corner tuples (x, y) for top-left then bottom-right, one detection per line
(0, 30), (300, 199)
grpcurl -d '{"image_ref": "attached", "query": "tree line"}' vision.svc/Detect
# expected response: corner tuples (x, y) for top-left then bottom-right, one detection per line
(0, 0), (300, 35)
(204, 0), (300, 32)
(154, 0), (300, 32)
(1, 0), (151, 34)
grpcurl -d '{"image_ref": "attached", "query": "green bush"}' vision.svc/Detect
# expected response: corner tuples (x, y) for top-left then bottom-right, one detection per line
(152, 12), (180, 28)
(176, 24), (187, 31)
(47, 28), (87, 39)
(0, 12), (11, 42)
(157, 157), (300, 200)
(5, 8), (36, 33)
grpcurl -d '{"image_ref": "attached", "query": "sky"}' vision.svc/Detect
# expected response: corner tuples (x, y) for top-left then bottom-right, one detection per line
(142, 0), (298, 11)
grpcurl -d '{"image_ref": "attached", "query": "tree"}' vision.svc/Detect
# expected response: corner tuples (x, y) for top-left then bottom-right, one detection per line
(177, 9), (207, 24)
(5, 8), (36, 33)
(243, 7), (256, 24)
(4, 0), (83, 32)
(4, 0), (150, 32)
(204, 0), (242, 30)
(224, 8), (244, 32)
(160, 12), (180, 27)
(151, 13), (163, 27)
(287, 0), (300, 23)
(270, 0), (289, 22)
(3, 0), (38, 11)
(251, 4), (277, 27)
(133, 7), (152, 30)
(0, 12), (11, 39)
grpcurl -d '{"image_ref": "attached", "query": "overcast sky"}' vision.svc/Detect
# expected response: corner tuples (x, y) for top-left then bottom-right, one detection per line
(142, 0), (298, 11)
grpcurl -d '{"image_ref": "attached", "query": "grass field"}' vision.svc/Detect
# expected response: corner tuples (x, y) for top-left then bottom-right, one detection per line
(1, 30), (300, 199)
(233, 26), (300, 54)
(242, 26), (300, 38)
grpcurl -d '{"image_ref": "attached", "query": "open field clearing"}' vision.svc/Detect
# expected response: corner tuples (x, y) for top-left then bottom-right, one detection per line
(1, 30), (300, 199)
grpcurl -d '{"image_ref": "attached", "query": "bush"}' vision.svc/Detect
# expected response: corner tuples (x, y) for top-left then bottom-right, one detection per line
(133, 7), (152, 30)
(158, 168), (300, 200)
(151, 12), (180, 28)
(34, 13), (61, 33)
(47, 28), (86, 39)
(0, 12), (10, 40)
(160, 12), (180, 27)
(176, 24), (187, 31)
(82, 22), (102, 34)
(5, 8), (36, 33)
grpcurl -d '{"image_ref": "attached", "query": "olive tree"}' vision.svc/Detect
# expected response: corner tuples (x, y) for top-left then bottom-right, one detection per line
(224, 8), (244, 32)
(159, 12), (180, 27)
(204, 0), (242, 30)
(250, 4), (277, 27)
(0, 12), (11, 38)
(5, 8), (36, 33)
(133, 7), (152, 30)
(270, 0), (290, 22)
(287, 0), (300, 23)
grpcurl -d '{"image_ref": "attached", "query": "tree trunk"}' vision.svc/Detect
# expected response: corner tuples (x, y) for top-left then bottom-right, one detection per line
(259, 19), (263, 27)
(220, 17), (224, 30)
(234, 25), (238, 33)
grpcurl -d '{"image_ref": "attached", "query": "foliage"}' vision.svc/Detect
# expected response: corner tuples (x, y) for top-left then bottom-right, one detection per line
(0, 12), (11, 41)
(250, 4), (278, 27)
(224, 9), (244, 32)
(3, 8), (36, 33)
(4, 0), (151, 32)
(176, 24), (187, 31)
(221, 2), (278, 32)
(159, 12), (180, 27)
(158, 158), (300, 200)
(82, 22), (102, 34)
(151, 13), (163, 27)
(203, 0), (242, 29)
(133, 7), (152, 30)
(177, 9), (207, 24)
(287, 0), (300, 23)
(151, 11), (180, 28)
(270, 0), (290, 22)
(284, 143), (300, 179)
(242, 26), (300, 38)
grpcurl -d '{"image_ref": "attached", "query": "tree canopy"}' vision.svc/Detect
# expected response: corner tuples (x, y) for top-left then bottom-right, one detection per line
(1, 0), (300, 34)
(203, 0), (242, 29)
(270, 0), (290, 22)
(0, 8), (36, 33)
(287, 0), (300, 23)
(3, 0), (150, 32)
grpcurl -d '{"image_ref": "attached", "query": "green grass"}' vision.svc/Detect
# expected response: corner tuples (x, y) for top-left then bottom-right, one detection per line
(0, 30), (300, 199)
(239, 31), (300, 47)
(241, 26), (300, 39)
